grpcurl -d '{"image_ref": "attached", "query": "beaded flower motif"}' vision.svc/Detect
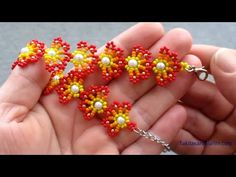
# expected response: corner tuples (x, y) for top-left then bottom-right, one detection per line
(98, 42), (125, 81)
(101, 102), (136, 137)
(125, 46), (152, 84)
(79, 85), (109, 120)
(152, 46), (189, 86)
(56, 70), (84, 104)
(43, 70), (64, 95)
(70, 41), (98, 78)
(43, 37), (71, 72)
(11, 40), (45, 69)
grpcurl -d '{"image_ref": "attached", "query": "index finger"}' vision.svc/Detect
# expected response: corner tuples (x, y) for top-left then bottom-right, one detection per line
(189, 44), (236, 73)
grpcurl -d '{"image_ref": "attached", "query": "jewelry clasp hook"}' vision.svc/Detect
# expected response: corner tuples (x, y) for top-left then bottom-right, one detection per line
(186, 66), (208, 81)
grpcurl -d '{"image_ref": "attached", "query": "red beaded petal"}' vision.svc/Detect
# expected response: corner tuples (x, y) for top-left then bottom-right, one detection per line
(152, 46), (182, 86)
(101, 101), (136, 137)
(125, 46), (152, 84)
(11, 40), (45, 69)
(43, 37), (71, 72)
(56, 69), (84, 104)
(70, 41), (98, 78)
(43, 70), (64, 95)
(79, 85), (109, 120)
(98, 41), (125, 82)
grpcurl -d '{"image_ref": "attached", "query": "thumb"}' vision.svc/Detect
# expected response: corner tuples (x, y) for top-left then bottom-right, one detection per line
(0, 48), (50, 122)
(211, 48), (236, 105)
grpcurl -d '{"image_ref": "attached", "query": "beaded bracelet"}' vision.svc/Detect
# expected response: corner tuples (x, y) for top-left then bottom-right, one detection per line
(11, 37), (208, 152)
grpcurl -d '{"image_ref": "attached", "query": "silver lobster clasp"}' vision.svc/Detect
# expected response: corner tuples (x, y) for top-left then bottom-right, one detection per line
(186, 66), (208, 81)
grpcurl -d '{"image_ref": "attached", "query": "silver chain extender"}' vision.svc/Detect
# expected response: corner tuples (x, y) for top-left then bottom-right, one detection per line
(133, 128), (171, 153)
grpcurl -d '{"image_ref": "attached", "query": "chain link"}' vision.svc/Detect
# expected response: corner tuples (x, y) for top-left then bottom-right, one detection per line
(133, 128), (171, 152)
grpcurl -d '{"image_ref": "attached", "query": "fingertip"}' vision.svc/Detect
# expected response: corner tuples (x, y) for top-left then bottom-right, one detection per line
(167, 28), (193, 52)
(212, 48), (236, 74)
(118, 22), (165, 49)
(182, 54), (202, 67)
(210, 48), (236, 105)
(12, 59), (50, 89)
(135, 22), (165, 35)
(151, 27), (193, 58)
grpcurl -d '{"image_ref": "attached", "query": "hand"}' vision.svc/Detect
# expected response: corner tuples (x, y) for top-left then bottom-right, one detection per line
(0, 23), (200, 154)
(171, 45), (236, 154)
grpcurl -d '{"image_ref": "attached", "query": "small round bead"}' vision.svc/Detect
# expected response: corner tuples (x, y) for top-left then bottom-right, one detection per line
(21, 47), (30, 53)
(74, 53), (84, 61)
(128, 59), (138, 67)
(94, 101), (103, 109)
(156, 62), (165, 70)
(117, 116), (125, 125)
(53, 75), (60, 81)
(48, 49), (56, 56)
(71, 85), (79, 93)
(101, 57), (110, 65)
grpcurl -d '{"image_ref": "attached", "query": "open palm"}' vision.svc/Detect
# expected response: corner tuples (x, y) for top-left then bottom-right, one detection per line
(0, 23), (201, 154)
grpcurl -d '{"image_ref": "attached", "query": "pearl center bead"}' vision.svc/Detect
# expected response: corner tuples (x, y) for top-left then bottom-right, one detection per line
(128, 59), (138, 67)
(117, 116), (125, 125)
(156, 62), (165, 70)
(101, 57), (110, 65)
(74, 54), (84, 61)
(94, 101), (103, 109)
(71, 85), (79, 93)
(48, 49), (56, 56)
(21, 47), (30, 53)
(53, 75), (60, 81)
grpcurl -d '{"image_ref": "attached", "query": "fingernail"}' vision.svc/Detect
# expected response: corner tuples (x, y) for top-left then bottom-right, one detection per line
(214, 48), (236, 73)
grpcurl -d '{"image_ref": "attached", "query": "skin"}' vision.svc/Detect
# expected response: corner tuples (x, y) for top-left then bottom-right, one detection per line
(171, 45), (236, 154)
(2, 22), (230, 154)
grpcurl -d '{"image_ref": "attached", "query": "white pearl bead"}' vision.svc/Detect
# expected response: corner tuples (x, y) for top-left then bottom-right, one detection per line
(101, 57), (110, 65)
(156, 62), (165, 70)
(48, 49), (56, 56)
(74, 54), (84, 61)
(94, 101), (103, 109)
(128, 59), (138, 67)
(53, 75), (60, 81)
(117, 116), (125, 125)
(21, 47), (29, 53)
(71, 85), (79, 93)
